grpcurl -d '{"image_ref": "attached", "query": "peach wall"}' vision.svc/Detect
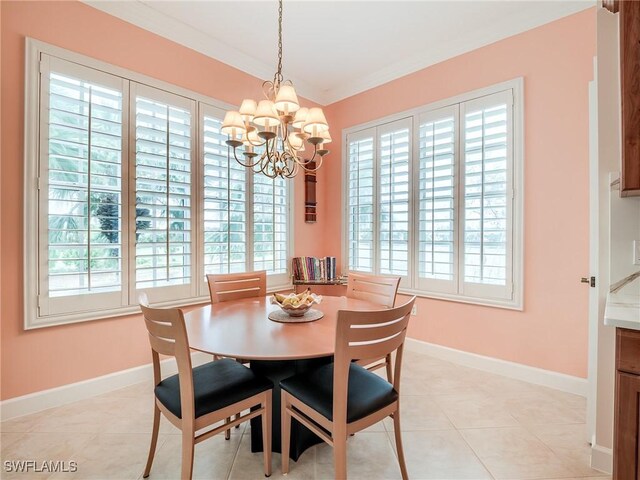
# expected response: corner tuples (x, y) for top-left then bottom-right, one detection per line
(322, 8), (596, 378)
(1, 2), (595, 401)
(0, 0), (323, 400)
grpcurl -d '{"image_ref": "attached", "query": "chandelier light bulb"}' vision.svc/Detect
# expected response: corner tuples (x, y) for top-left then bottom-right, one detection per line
(274, 84), (300, 114)
(303, 107), (329, 137)
(253, 100), (280, 127)
(319, 130), (332, 144)
(292, 107), (308, 129)
(239, 99), (257, 123)
(246, 129), (262, 146)
(287, 132), (304, 150)
(221, 111), (246, 139)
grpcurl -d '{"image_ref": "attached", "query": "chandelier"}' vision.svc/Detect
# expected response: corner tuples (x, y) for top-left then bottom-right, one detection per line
(221, 0), (330, 179)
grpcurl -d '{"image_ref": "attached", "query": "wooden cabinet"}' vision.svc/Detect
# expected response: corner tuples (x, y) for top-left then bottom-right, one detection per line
(614, 328), (640, 479)
(603, 1), (640, 195)
(604, 1), (640, 195)
(619, 1), (640, 195)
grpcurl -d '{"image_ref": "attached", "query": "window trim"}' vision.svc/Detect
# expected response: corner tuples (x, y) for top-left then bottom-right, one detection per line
(341, 78), (524, 310)
(24, 38), (294, 329)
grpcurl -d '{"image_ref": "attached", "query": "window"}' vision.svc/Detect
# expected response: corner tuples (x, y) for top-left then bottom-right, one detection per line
(201, 105), (247, 277)
(25, 42), (292, 328)
(378, 119), (411, 284)
(417, 107), (457, 294)
(347, 132), (375, 272)
(344, 81), (523, 309)
(253, 174), (288, 275)
(460, 93), (513, 299)
(37, 57), (129, 318)
(133, 85), (196, 301)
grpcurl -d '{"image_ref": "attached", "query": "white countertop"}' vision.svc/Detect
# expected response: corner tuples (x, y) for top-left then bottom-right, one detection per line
(605, 292), (640, 330)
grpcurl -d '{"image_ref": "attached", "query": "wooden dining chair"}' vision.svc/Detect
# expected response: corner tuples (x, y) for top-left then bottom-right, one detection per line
(139, 298), (273, 479)
(206, 270), (267, 304)
(346, 272), (401, 382)
(280, 297), (415, 479)
(206, 270), (267, 433)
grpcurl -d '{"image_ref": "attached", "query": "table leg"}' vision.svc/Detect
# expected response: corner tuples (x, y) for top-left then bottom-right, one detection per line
(249, 357), (332, 462)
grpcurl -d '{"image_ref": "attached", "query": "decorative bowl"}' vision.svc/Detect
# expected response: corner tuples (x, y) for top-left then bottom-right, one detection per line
(271, 290), (322, 317)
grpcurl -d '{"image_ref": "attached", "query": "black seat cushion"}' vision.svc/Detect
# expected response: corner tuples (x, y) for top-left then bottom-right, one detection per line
(280, 362), (398, 423)
(155, 358), (273, 419)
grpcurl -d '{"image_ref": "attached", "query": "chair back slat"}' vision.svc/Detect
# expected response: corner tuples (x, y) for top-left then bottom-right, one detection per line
(346, 273), (400, 308)
(332, 297), (416, 424)
(147, 330), (176, 356)
(144, 316), (177, 340)
(348, 333), (406, 363)
(207, 271), (267, 304)
(140, 303), (194, 406)
(347, 317), (408, 343)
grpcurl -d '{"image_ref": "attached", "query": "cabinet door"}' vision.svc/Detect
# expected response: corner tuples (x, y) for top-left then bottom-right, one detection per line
(615, 372), (640, 479)
(620, 0), (640, 195)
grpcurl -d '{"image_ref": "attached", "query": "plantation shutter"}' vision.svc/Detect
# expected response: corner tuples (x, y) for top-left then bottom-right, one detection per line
(460, 90), (514, 300)
(377, 118), (411, 286)
(416, 106), (457, 293)
(201, 103), (247, 283)
(132, 84), (196, 301)
(38, 56), (129, 317)
(253, 172), (289, 286)
(347, 128), (376, 273)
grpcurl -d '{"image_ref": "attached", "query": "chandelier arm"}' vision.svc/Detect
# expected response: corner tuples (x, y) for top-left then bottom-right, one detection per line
(254, 149), (269, 175)
(249, 137), (266, 148)
(262, 80), (275, 101)
(259, 142), (277, 178)
(298, 155), (323, 172)
(283, 160), (298, 178)
(261, 153), (278, 179)
(295, 143), (320, 166)
(290, 155), (301, 177)
(230, 146), (262, 168)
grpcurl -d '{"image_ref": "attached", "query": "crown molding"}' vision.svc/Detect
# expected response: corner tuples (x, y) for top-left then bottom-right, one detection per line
(82, 0), (329, 104)
(83, 0), (593, 107)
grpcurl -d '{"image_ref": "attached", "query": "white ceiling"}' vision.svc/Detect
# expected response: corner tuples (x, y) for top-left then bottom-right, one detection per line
(85, 0), (594, 105)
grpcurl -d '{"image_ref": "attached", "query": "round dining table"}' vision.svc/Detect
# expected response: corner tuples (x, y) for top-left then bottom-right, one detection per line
(183, 294), (380, 461)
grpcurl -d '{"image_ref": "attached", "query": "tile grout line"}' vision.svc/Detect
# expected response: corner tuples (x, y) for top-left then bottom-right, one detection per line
(225, 426), (247, 480)
(454, 427), (496, 480)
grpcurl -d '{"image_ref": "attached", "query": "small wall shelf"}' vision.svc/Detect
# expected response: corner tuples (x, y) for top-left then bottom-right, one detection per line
(292, 278), (347, 293)
(304, 162), (317, 222)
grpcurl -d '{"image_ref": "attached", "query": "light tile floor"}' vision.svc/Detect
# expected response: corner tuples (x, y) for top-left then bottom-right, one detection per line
(1, 350), (611, 480)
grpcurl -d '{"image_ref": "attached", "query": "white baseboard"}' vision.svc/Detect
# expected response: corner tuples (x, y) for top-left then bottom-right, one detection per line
(2, 339), (589, 422)
(0, 352), (211, 422)
(405, 337), (589, 397)
(590, 444), (613, 474)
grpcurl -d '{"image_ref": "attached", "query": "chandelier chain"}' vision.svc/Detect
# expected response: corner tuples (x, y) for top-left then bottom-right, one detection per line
(275, 0), (284, 85)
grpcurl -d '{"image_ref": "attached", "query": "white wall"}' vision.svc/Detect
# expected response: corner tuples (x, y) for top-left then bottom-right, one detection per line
(610, 179), (640, 294)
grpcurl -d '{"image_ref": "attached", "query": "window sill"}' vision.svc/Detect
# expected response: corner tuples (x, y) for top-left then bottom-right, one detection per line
(25, 283), (294, 330)
(397, 288), (523, 311)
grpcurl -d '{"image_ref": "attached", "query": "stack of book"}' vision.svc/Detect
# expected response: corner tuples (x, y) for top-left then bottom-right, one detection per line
(292, 256), (338, 282)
